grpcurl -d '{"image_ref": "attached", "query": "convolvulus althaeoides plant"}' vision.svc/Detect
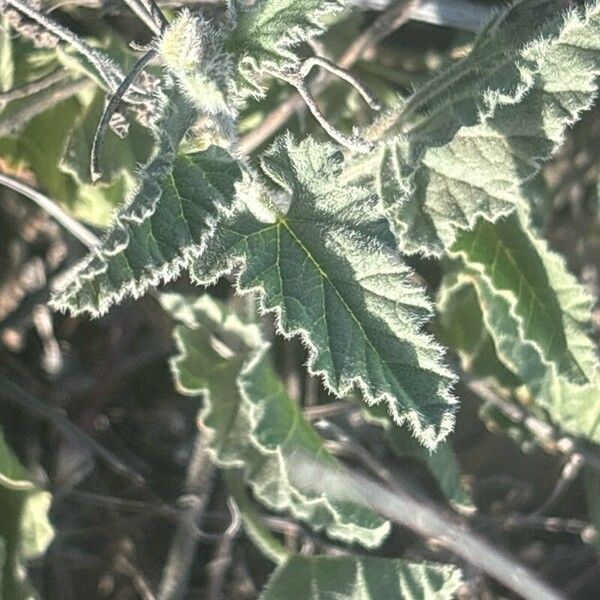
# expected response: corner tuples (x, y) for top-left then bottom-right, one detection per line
(2, 0), (600, 598)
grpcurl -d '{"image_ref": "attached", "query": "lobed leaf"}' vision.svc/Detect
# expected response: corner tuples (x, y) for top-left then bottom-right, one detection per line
(163, 292), (390, 548)
(189, 134), (457, 448)
(227, 0), (344, 97)
(261, 555), (463, 600)
(369, 0), (600, 255)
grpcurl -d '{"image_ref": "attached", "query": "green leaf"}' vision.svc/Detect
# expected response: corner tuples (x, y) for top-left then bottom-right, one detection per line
(163, 292), (390, 548)
(227, 0), (344, 97)
(261, 555), (463, 600)
(0, 427), (53, 600)
(452, 211), (598, 384)
(372, 0), (600, 255)
(190, 135), (457, 448)
(443, 210), (600, 442)
(436, 273), (520, 389)
(51, 141), (242, 316)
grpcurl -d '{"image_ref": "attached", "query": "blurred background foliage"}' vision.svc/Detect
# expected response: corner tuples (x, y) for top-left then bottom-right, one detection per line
(0, 1), (599, 598)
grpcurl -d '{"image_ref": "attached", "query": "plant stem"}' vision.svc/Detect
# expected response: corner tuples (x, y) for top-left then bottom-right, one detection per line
(0, 173), (100, 249)
(291, 454), (565, 600)
(91, 47), (158, 182)
(158, 431), (216, 600)
(466, 376), (600, 472)
(239, 0), (421, 154)
(122, 0), (163, 35)
(0, 77), (91, 137)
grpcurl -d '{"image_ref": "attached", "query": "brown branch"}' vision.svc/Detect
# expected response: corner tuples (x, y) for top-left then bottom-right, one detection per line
(239, 0), (421, 154)
(157, 431), (216, 600)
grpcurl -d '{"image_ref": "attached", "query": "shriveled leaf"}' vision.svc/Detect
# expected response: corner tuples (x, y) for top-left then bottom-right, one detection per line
(227, 0), (344, 97)
(261, 555), (463, 600)
(0, 428), (53, 600)
(371, 0), (600, 255)
(190, 135), (457, 448)
(163, 293), (390, 548)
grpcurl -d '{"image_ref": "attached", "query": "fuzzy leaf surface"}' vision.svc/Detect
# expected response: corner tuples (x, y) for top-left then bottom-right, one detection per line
(372, 0), (600, 255)
(163, 293), (390, 548)
(261, 555), (463, 600)
(52, 143), (242, 316)
(190, 135), (457, 448)
(227, 0), (343, 96)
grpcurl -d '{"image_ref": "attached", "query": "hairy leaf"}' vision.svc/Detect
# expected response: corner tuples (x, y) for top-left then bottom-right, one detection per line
(371, 0), (600, 255)
(190, 135), (457, 448)
(52, 140), (242, 316)
(453, 212), (598, 384)
(227, 0), (344, 97)
(163, 292), (390, 548)
(261, 555), (463, 600)
(441, 210), (600, 442)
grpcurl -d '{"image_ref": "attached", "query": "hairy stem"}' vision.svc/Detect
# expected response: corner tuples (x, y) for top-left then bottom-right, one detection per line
(91, 47), (158, 182)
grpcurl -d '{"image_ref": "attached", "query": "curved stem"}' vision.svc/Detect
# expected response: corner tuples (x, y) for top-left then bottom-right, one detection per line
(91, 47), (158, 183)
(300, 56), (381, 110)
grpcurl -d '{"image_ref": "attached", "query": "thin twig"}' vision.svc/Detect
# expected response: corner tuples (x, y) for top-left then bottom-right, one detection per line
(0, 373), (145, 485)
(500, 514), (593, 537)
(115, 554), (157, 600)
(466, 377), (600, 473)
(4, 0), (124, 91)
(0, 77), (91, 137)
(530, 451), (585, 516)
(239, 0), (420, 154)
(158, 431), (216, 600)
(140, 0), (169, 31)
(122, 0), (163, 35)
(91, 47), (158, 182)
(0, 67), (68, 105)
(300, 57), (381, 111)
(0, 173), (100, 248)
(207, 498), (241, 600)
